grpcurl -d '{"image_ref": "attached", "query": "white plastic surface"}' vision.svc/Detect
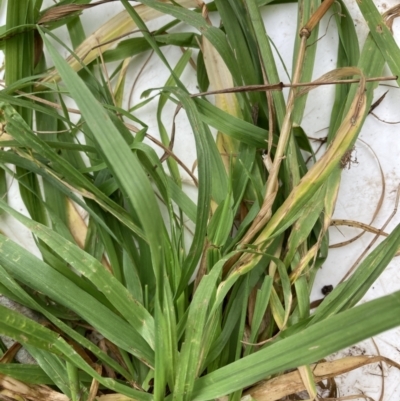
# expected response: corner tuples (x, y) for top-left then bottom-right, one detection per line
(1, 0), (400, 399)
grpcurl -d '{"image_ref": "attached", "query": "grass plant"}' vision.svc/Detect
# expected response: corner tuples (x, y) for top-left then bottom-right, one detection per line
(0, 0), (400, 400)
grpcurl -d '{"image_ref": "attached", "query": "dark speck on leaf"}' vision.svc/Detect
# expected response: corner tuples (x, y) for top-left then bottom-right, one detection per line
(321, 285), (333, 295)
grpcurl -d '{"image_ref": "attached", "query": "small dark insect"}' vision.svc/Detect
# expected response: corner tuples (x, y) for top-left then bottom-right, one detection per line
(321, 285), (333, 295)
(310, 285), (335, 309)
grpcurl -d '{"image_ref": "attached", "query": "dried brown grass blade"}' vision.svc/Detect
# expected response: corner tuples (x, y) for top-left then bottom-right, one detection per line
(289, 241), (320, 283)
(87, 364), (102, 401)
(301, 0), (336, 36)
(203, 37), (241, 171)
(296, 67), (365, 97)
(67, 200), (113, 273)
(38, 0), (199, 86)
(244, 356), (400, 401)
(0, 343), (21, 364)
(330, 219), (389, 238)
(237, 32), (309, 245)
(229, 67), (367, 276)
(190, 76), (396, 97)
(0, 374), (68, 401)
(38, 1), (110, 25)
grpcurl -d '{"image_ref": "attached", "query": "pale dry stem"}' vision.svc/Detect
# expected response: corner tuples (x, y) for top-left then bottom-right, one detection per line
(228, 68), (367, 277)
(244, 355), (400, 401)
(0, 374), (68, 401)
(238, 34), (308, 246)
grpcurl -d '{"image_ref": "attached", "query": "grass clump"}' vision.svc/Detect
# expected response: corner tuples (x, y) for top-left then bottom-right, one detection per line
(0, 0), (400, 400)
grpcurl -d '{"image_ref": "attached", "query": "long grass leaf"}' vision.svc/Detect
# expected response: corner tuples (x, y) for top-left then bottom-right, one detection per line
(0, 263), (133, 380)
(0, 235), (155, 365)
(0, 198), (155, 349)
(312, 223), (400, 322)
(357, 0), (400, 87)
(232, 68), (367, 275)
(173, 253), (233, 401)
(39, 0), (199, 85)
(190, 289), (400, 400)
(40, 29), (167, 278)
(0, 304), (153, 400)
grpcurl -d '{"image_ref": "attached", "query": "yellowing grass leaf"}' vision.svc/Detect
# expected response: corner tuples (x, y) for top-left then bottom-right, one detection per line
(39, 0), (199, 85)
(66, 198), (87, 249)
(297, 365), (317, 400)
(232, 67), (367, 276)
(202, 37), (241, 170)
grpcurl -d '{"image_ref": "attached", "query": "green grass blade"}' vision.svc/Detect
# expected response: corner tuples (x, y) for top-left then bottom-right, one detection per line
(155, 87), (212, 293)
(243, 0), (286, 125)
(0, 303), (64, 354)
(0, 235), (155, 366)
(0, 104), (146, 241)
(0, 304), (153, 400)
(157, 49), (192, 185)
(39, 27), (166, 280)
(4, 0), (48, 226)
(0, 197), (155, 348)
(312, 223), (400, 322)
(0, 263), (133, 380)
(246, 276), (272, 354)
(327, 15), (358, 138)
(133, 0), (242, 84)
(196, 99), (269, 148)
(173, 253), (234, 401)
(103, 33), (200, 63)
(120, 0), (186, 91)
(0, 364), (54, 385)
(357, 0), (400, 87)
(24, 346), (72, 398)
(291, 0), (320, 124)
(190, 290), (400, 400)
